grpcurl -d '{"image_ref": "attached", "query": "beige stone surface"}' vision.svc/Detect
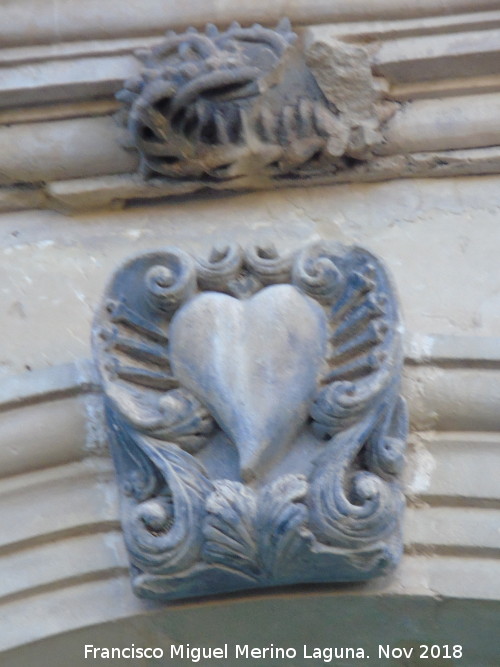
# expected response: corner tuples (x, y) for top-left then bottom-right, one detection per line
(0, 397), (88, 478)
(405, 366), (500, 432)
(3, 0), (496, 47)
(380, 92), (500, 154)
(0, 117), (136, 186)
(0, 54), (139, 108)
(306, 10), (500, 43)
(406, 432), (500, 501)
(373, 28), (500, 83)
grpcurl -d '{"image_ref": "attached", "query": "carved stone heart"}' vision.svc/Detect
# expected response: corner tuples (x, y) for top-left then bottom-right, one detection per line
(169, 284), (327, 481)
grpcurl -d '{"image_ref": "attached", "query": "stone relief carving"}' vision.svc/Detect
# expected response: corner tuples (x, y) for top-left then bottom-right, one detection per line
(116, 20), (383, 189)
(92, 240), (407, 600)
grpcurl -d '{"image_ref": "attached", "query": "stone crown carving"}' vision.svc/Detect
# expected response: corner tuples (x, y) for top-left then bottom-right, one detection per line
(116, 20), (382, 188)
(92, 240), (407, 600)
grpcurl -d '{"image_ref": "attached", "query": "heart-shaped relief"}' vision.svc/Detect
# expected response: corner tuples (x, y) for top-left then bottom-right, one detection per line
(169, 284), (327, 481)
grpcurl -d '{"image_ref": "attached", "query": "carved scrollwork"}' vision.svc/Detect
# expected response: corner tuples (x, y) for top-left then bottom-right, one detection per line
(116, 20), (382, 190)
(292, 242), (345, 303)
(244, 242), (293, 285)
(93, 239), (407, 600)
(196, 243), (243, 291)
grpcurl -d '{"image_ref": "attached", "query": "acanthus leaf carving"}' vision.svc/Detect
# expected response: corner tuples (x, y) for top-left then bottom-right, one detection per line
(92, 239), (407, 600)
(203, 480), (259, 580)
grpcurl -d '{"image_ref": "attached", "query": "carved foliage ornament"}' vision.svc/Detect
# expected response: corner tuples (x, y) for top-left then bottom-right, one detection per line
(92, 241), (407, 600)
(116, 20), (380, 188)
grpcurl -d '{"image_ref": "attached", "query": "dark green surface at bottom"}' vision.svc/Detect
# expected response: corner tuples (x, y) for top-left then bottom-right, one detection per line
(3, 592), (499, 667)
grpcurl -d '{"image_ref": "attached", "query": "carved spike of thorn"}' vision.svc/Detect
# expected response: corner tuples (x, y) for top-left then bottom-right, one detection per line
(115, 89), (137, 104)
(330, 274), (374, 324)
(209, 245), (230, 263)
(332, 294), (386, 343)
(178, 62), (199, 79)
(104, 360), (118, 380)
(254, 242), (278, 260)
(331, 320), (387, 363)
(114, 363), (177, 391)
(180, 105), (199, 137)
(123, 76), (144, 93)
(297, 98), (315, 137)
(361, 262), (377, 282)
(134, 48), (151, 63)
(229, 21), (241, 30)
(139, 158), (153, 179)
(214, 111), (230, 145)
(374, 319), (389, 338)
(159, 65), (181, 80)
(223, 105), (242, 143)
(353, 270), (376, 294)
(112, 334), (171, 367)
(179, 41), (192, 58)
(98, 327), (111, 341)
(107, 301), (169, 344)
(205, 23), (219, 37)
(276, 17), (292, 32)
(186, 26), (198, 33)
(192, 101), (208, 142)
(324, 349), (386, 383)
(280, 105), (298, 144)
(105, 299), (117, 314)
(313, 105), (337, 138)
(257, 106), (277, 144)
(141, 68), (158, 83)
